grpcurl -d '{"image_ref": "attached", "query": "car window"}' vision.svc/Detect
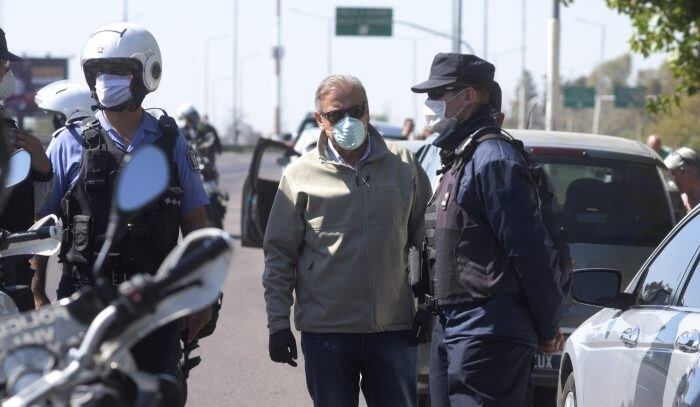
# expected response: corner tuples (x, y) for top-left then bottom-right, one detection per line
(536, 156), (673, 246)
(636, 212), (700, 306)
(678, 247), (700, 309)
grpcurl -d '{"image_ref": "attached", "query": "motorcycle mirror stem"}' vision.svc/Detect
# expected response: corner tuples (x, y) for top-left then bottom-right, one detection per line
(90, 145), (170, 301)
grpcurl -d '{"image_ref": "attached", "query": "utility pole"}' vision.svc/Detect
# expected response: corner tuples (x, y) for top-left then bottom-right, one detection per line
(518, 0), (527, 129)
(273, 0), (283, 138)
(452, 0), (462, 53)
(483, 0), (488, 59)
(546, 0), (560, 131)
(204, 34), (229, 116)
(576, 18), (606, 134)
(123, 0), (128, 21)
(232, 0), (239, 144)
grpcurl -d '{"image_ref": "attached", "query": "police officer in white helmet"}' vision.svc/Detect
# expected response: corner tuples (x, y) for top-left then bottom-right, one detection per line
(32, 23), (211, 404)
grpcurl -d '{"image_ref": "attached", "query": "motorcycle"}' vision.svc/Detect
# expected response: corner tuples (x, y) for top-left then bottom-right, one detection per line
(0, 144), (234, 406)
(189, 131), (228, 229)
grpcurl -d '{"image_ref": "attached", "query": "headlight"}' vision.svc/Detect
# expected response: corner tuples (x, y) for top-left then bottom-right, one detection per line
(2, 345), (56, 395)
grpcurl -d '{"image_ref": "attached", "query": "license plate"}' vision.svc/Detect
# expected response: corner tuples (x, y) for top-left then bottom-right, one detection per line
(533, 351), (562, 371)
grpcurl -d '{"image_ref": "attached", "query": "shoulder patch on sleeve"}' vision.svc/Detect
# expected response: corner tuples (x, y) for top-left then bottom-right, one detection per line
(187, 146), (201, 173)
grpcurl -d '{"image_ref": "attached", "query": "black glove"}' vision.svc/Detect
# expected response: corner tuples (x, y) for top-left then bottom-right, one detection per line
(269, 329), (298, 367)
(411, 306), (435, 344)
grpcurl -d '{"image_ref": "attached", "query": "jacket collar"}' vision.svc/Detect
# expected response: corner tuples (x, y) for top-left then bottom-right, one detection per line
(432, 104), (497, 151)
(317, 123), (390, 165)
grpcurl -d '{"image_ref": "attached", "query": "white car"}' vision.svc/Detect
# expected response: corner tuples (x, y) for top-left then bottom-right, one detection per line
(560, 204), (700, 407)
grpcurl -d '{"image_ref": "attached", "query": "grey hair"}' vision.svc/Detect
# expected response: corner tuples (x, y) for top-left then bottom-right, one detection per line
(314, 74), (368, 112)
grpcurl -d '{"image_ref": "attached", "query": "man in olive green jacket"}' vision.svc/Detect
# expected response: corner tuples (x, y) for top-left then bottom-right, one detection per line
(263, 74), (431, 407)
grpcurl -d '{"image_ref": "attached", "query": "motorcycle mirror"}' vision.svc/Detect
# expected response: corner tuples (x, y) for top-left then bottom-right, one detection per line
(114, 145), (169, 214)
(92, 145), (170, 295)
(3, 149), (31, 188)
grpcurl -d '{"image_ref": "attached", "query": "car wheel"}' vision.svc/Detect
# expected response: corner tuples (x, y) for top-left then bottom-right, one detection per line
(559, 373), (576, 407)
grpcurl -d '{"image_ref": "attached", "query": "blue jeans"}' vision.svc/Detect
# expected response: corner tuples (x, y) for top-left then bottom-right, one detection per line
(301, 330), (417, 407)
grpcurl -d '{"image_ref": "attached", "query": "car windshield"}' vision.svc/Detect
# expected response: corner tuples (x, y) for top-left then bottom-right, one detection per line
(536, 155), (672, 246)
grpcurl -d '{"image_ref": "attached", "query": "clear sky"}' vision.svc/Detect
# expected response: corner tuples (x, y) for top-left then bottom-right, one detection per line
(2, 0), (665, 139)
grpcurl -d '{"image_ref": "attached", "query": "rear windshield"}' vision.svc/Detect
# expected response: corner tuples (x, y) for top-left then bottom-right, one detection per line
(536, 155), (672, 246)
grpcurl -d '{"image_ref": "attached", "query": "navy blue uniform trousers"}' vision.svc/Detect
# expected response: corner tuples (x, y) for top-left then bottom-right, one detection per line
(430, 310), (535, 406)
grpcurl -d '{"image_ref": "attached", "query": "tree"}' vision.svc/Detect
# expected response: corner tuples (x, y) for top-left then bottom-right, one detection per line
(562, 0), (700, 113)
(504, 70), (538, 129)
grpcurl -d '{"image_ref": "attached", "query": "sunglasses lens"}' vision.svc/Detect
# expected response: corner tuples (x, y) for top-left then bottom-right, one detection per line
(428, 89), (445, 100)
(349, 104), (365, 118)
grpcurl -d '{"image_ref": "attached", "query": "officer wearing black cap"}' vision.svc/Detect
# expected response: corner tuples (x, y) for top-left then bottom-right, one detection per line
(412, 53), (564, 406)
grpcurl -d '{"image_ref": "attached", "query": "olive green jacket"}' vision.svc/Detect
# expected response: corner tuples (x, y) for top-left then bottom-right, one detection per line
(263, 125), (432, 333)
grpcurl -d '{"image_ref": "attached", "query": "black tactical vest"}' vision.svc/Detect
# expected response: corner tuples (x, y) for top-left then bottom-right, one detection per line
(429, 127), (571, 306)
(58, 113), (183, 294)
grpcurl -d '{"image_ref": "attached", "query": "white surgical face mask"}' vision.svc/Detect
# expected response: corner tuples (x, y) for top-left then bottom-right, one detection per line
(0, 69), (17, 100)
(332, 116), (367, 151)
(423, 89), (467, 135)
(94, 74), (133, 108)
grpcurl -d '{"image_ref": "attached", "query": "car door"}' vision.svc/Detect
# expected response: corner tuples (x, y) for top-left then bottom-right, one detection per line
(240, 138), (300, 248)
(578, 210), (700, 406)
(623, 210), (700, 406)
(626, 247), (700, 406)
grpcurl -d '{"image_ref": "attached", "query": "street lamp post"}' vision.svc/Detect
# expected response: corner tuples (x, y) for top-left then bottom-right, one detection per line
(203, 33), (229, 116)
(576, 17), (606, 134)
(289, 7), (333, 75)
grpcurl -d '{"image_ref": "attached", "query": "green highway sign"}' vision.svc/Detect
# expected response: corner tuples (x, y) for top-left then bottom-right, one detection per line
(563, 86), (596, 109)
(335, 7), (393, 37)
(614, 86), (647, 108)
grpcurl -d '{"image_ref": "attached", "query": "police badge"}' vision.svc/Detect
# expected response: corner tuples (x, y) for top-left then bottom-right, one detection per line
(187, 146), (201, 173)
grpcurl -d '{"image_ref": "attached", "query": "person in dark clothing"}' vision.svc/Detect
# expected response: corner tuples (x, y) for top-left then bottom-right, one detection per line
(0, 29), (53, 311)
(412, 53), (564, 406)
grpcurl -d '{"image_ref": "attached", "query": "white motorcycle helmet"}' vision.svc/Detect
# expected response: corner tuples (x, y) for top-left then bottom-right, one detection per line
(35, 80), (95, 129)
(176, 102), (200, 128)
(81, 22), (162, 109)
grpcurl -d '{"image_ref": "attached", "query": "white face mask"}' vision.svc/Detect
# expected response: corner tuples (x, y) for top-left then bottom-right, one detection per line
(0, 70), (17, 101)
(94, 74), (133, 108)
(332, 116), (367, 151)
(423, 89), (467, 135)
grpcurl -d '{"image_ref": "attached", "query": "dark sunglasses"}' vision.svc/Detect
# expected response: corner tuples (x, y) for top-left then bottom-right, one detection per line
(427, 85), (471, 101)
(320, 103), (366, 124)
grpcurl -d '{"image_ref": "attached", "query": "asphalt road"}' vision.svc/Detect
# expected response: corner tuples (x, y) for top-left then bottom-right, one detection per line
(42, 151), (556, 407)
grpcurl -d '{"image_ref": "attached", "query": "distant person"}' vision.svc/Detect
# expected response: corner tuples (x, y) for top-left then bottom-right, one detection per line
(263, 74), (432, 407)
(0, 28), (53, 311)
(402, 117), (415, 139)
(665, 147), (700, 212)
(647, 134), (672, 159)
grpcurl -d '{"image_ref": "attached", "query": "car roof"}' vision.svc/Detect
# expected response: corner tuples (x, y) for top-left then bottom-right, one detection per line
(395, 129), (663, 165)
(509, 129), (654, 158)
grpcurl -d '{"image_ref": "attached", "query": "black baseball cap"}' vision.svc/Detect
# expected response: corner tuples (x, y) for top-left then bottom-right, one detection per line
(411, 53), (494, 93)
(0, 29), (22, 62)
(489, 81), (502, 112)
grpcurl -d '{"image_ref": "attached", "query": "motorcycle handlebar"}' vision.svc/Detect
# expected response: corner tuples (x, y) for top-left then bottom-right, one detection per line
(3, 226), (53, 245)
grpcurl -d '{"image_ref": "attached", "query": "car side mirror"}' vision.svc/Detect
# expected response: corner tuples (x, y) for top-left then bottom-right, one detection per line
(571, 268), (631, 308)
(4, 149), (31, 188)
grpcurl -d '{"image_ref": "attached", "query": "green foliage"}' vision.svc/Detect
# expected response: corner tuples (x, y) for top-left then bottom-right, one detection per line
(563, 0), (700, 113)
